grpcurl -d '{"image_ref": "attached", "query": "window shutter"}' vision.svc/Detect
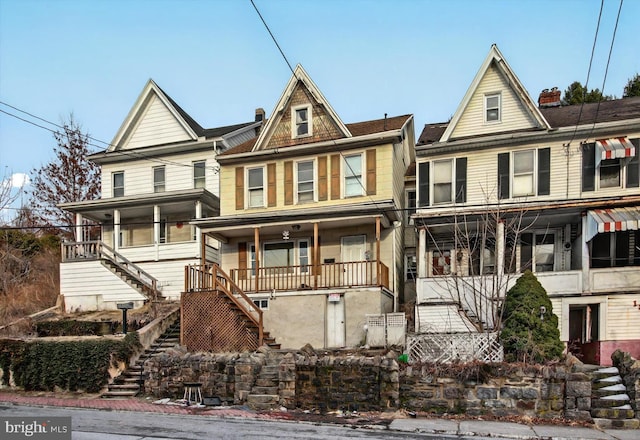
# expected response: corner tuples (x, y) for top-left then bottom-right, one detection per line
(267, 163), (276, 207)
(582, 142), (595, 192)
(520, 233), (533, 272)
(498, 153), (510, 199)
(366, 149), (376, 195)
(537, 148), (551, 195)
(318, 156), (328, 200)
(238, 242), (248, 279)
(284, 161), (293, 205)
(418, 161), (430, 207)
(235, 167), (244, 210)
(330, 154), (340, 200)
(627, 139), (639, 188)
(455, 157), (467, 203)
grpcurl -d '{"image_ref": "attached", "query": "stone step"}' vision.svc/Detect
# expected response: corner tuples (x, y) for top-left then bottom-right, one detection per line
(101, 390), (138, 398)
(251, 386), (278, 395)
(593, 383), (628, 397)
(592, 375), (623, 389)
(108, 383), (140, 391)
(591, 407), (635, 419)
(592, 395), (631, 408)
(593, 418), (640, 430)
(246, 394), (279, 411)
(255, 378), (277, 387)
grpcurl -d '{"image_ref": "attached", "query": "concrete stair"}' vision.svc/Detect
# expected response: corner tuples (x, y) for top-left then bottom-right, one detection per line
(246, 351), (283, 411)
(590, 366), (639, 429)
(101, 316), (180, 399)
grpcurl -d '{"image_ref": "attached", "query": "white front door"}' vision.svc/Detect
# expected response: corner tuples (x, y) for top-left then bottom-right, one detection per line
(326, 294), (345, 347)
(341, 235), (367, 285)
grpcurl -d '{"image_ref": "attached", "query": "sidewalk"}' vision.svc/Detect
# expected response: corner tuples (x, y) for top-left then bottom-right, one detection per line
(1, 391), (638, 440)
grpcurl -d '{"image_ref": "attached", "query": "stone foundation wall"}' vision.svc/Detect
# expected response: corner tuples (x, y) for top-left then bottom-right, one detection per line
(141, 347), (613, 423)
(612, 349), (640, 418)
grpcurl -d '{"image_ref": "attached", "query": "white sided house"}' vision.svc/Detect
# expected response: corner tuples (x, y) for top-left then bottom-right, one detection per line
(59, 79), (261, 312)
(413, 44), (640, 365)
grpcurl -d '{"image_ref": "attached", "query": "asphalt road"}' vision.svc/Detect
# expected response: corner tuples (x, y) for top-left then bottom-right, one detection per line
(1, 404), (464, 440)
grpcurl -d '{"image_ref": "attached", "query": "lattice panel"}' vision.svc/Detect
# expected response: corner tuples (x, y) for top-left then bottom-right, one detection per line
(181, 291), (259, 353)
(406, 332), (503, 364)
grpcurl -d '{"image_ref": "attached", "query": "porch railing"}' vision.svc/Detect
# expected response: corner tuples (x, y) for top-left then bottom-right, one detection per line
(61, 241), (159, 301)
(227, 260), (389, 293)
(184, 264), (263, 345)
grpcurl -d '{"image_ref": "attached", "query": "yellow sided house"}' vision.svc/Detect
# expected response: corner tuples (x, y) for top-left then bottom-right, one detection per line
(58, 79), (261, 312)
(413, 44), (640, 365)
(189, 65), (415, 350)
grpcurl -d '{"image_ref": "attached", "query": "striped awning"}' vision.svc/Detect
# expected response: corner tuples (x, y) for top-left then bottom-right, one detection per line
(597, 137), (635, 160)
(585, 206), (640, 242)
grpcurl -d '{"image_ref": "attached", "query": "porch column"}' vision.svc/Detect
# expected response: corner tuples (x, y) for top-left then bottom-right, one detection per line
(496, 219), (505, 279)
(153, 205), (160, 261)
(313, 222), (319, 290)
(195, 201), (202, 260)
(113, 209), (121, 252)
(74, 213), (83, 242)
(254, 227), (260, 291)
(376, 216), (381, 284)
(581, 213), (590, 293)
(418, 227), (427, 278)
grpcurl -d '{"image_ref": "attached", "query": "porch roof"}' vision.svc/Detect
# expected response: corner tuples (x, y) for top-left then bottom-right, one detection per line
(191, 200), (399, 241)
(58, 188), (220, 223)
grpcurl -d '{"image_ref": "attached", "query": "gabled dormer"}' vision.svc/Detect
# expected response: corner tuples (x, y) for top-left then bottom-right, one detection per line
(252, 64), (352, 151)
(109, 79), (202, 151)
(441, 44), (550, 142)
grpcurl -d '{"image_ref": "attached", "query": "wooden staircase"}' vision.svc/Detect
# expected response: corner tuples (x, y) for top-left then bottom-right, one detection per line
(590, 366), (639, 429)
(102, 259), (162, 301)
(101, 316), (181, 399)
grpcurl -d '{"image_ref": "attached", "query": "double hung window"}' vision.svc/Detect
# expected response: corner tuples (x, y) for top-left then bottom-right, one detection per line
(113, 172), (124, 197)
(344, 154), (363, 197)
(247, 167), (265, 208)
(485, 93), (501, 122)
(498, 148), (550, 199)
(153, 166), (165, 193)
(417, 158), (467, 207)
(296, 160), (314, 203)
(292, 105), (312, 138)
(193, 161), (206, 188)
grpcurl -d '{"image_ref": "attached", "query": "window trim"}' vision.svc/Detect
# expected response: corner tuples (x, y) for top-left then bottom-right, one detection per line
(246, 166), (266, 208)
(342, 152), (364, 198)
(295, 159), (316, 204)
(291, 104), (312, 139)
(484, 93), (501, 123)
(112, 171), (124, 198)
(153, 166), (165, 193)
(193, 160), (206, 189)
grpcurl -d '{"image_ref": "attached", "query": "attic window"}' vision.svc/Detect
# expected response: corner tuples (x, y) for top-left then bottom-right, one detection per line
(485, 93), (501, 122)
(292, 104), (312, 138)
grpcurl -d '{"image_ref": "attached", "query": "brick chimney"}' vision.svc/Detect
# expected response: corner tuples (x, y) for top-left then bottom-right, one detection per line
(538, 87), (561, 108)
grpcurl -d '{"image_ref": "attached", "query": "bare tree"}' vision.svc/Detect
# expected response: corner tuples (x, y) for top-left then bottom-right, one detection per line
(28, 115), (100, 238)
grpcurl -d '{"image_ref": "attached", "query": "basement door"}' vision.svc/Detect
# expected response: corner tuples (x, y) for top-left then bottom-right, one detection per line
(326, 294), (345, 347)
(341, 234), (367, 285)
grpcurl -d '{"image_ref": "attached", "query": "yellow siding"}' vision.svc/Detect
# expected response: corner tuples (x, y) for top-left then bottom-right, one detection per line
(606, 294), (640, 340)
(451, 63), (539, 139)
(124, 94), (192, 149)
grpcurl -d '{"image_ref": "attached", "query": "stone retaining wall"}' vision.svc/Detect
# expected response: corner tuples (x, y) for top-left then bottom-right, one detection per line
(612, 349), (640, 419)
(141, 347), (616, 423)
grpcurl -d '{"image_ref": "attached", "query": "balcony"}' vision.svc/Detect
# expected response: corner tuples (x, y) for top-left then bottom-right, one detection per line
(185, 260), (389, 293)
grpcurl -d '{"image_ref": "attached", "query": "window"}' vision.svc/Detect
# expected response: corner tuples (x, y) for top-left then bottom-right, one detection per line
(299, 240), (309, 273)
(247, 167), (264, 208)
(153, 166), (165, 193)
(582, 138), (640, 192)
(249, 239), (310, 275)
(343, 154), (363, 197)
(159, 218), (167, 244)
(432, 250), (451, 276)
(296, 160), (315, 203)
(591, 230), (640, 268)
(292, 105), (312, 138)
(193, 161), (206, 188)
(113, 172), (124, 197)
(405, 190), (416, 224)
(405, 251), (417, 281)
(599, 159), (621, 188)
(253, 298), (269, 310)
(485, 93), (501, 122)
(512, 150), (534, 196)
(433, 160), (453, 204)
(498, 148), (550, 199)
(520, 231), (556, 272)
(417, 158), (467, 207)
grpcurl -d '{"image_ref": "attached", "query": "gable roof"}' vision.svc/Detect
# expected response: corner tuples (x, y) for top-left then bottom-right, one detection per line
(251, 65), (352, 151)
(220, 113), (412, 157)
(440, 44), (550, 143)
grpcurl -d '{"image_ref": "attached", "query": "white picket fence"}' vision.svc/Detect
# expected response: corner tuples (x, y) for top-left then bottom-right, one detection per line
(406, 332), (503, 363)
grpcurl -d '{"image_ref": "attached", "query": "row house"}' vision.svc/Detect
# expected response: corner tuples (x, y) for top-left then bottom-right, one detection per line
(413, 45), (640, 364)
(58, 80), (260, 311)
(189, 65), (415, 350)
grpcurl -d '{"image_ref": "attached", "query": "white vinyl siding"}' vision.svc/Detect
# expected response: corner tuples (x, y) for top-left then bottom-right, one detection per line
(451, 64), (540, 138)
(606, 294), (640, 340)
(124, 94), (193, 149)
(101, 153), (221, 198)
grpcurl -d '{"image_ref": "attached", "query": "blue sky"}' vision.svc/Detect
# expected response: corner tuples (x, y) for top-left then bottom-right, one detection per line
(1, 0), (639, 206)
